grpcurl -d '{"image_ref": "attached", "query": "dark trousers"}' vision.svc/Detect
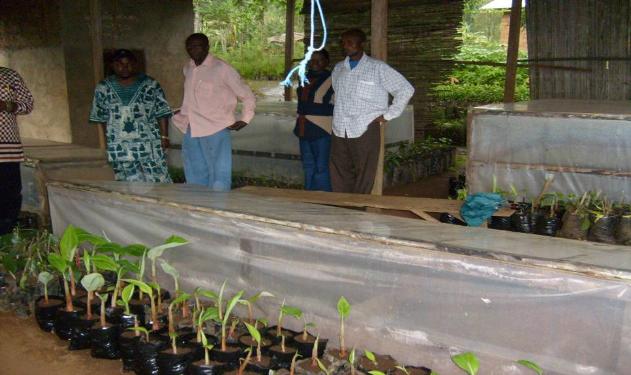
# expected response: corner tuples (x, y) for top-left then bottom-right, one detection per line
(329, 121), (380, 194)
(299, 136), (332, 191)
(0, 162), (22, 235)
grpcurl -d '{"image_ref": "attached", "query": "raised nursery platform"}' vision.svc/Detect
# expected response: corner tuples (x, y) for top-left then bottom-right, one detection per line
(48, 181), (631, 375)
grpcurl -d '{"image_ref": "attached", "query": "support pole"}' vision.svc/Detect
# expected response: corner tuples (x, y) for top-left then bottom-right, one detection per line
(503, 0), (522, 103)
(89, 0), (105, 149)
(371, 0), (388, 195)
(284, 0), (296, 102)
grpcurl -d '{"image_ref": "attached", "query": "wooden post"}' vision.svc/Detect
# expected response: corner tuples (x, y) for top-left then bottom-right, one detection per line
(284, 0), (296, 102)
(503, 0), (522, 103)
(89, 0), (106, 149)
(371, 0), (388, 195)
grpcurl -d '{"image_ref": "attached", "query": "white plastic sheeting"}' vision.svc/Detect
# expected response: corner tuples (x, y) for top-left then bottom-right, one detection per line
(468, 100), (631, 200)
(49, 181), (631, 375)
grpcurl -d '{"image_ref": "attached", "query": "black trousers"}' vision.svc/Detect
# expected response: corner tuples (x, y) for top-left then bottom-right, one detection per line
(0, 162), (22, 235)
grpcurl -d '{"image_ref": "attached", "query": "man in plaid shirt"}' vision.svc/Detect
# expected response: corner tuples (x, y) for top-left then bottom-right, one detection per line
(331, 28), (414, 194)
(0, 67), (34, 234)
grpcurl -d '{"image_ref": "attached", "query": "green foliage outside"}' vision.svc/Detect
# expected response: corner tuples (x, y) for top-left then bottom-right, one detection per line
(385, 137), (454, 173)
(431, 0), (530, 146)
(194, 0), (305, 80)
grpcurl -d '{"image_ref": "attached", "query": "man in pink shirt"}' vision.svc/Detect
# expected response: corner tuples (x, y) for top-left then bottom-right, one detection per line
(173, 33), (256, 191)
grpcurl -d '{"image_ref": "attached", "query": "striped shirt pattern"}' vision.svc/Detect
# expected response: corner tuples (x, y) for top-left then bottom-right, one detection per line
(0, 67), (34, 163)
(331, 54), (414, 138)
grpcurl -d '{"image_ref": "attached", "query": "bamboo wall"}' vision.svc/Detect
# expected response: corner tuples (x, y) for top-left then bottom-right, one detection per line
(527, 0), (631, 100)
(305, 0), (464, 139)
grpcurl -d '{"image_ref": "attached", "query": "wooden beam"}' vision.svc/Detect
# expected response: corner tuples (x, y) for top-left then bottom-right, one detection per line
(89, 0), (105, 149)
(370, 0), (388, 196)
(237, 186), (515, 219)
(503, 0), (522, 103)
(284, 0), (296, 102)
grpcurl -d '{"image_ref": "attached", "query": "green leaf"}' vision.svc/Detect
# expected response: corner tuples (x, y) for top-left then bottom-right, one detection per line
(2, 254), (17, 275)
(119, 259), (140, 274)
(169, 331), (179, 340)
(349, 348), (356, 365)
(451, 352), (479, 375)
(123, 244), (149, 257)
(123, 279), (152, 297)
(247, 291), (274, 303)
(81, 273), (105, 292)
(281, 305), (303, 319)
(75, 228), (108, 246)
(316, 358), (329, 375)
(95, 292), (109, 303)
(60, 225), (79, 262)
(38, 271), (54, 285)
(369, 371), (386, 375)
(337, 296), (350, 319)
(91, 254), (119, 272)
(121, 284), (135, 303)
(159, 259), (179, 279)
(364, 350), (376, 364)
(223, 290), (244, 325)
(200, 307), (219, 323)
(147, 235), (188, 261)
(95, 242), (125, 255)
(244, 321), (261, 344)
(128, 326), (149, 335)
(199, 290), (219, 300)
(516, 360), (543, 375)
(47, 253), (67, 274)
(201, 331), (210, 347)
(171, 292), (191, 306)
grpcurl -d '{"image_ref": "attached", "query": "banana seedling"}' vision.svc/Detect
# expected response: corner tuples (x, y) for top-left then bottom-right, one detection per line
(168, 292), (191, 335)
(243, 320), (266, 363)
(237, 347), (253, 375)
(239, 290), (274, 324)
(37, 271), (55, 304)
(196, 306), (219, 343)
(516, 360), (543, 375)
(48, 225), (79, 311)
(451, 352), (479, 375)
(95, 291), (109, 327)
(349, 348), (357, 375)
(220, 289), (244, 351)
(128, 325), (150, 342)
(146, 235), (188, 285)
(276, 299), (302, 337)
(289, 352), (301, 375)
(80, 272), (104, 320)
(337, 296), (351, 357)
(169, 331), (179, 354)
(316, 358), (332, 375)
(160, 259), (190, 317)
(124, 278), (160, 331)
(200, 331), (215, 366)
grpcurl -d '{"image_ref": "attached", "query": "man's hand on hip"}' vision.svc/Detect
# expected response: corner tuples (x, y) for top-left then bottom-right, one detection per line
(161, 137), (170, 150)
(374, 115), (387, 126)
(228, 121), (248, 131)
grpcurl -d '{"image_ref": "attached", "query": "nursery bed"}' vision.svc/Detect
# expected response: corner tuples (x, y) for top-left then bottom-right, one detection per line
(47, 181), (631, 375)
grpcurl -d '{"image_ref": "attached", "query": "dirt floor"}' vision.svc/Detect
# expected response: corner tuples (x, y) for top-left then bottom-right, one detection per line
(0, 312), (122, 375)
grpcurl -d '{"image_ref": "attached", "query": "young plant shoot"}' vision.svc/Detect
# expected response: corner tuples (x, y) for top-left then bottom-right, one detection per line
(516, 360), (543, 375)
(124, 278), (159, 331)
(95, 291), (109, 327)
(80, 272), (104, 320)
(277, 299), (302, 336)
(244, 321), (263, 362)
(169, 331), (179, 354)
(289, 352), (301, 375)
(221, 289), (244, 351)
(201, 330), (215, 366)
(147, 235), (188, 286)
(238, 347), (253, 375)
(311, 335), (320, 367)
(168, 292), (191, 335)
(337, 296), (351, 357)
(48, 225), (80, 311)
(37, 271), (55, 304)
(129, 326), (151, 342)
(451, 352), (479, 375)
(349, 348), (357, 375)
(196, 306), (219, 343)
(160, 259), (189, 317)
(316, 358), (332, 375)
(239, 290), (273, 323)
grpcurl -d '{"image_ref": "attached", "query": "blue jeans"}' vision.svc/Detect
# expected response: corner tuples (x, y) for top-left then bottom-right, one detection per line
(183, 128), (232, 191)
(299, 136), (332, 191)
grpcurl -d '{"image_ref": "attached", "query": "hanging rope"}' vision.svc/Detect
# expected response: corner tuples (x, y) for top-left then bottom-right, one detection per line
(280, 0), (327, 88)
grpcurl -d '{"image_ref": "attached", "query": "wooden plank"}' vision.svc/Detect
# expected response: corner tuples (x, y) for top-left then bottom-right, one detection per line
(237, 186), (515, 218)
(284, 0), (296, 102)
(370, 0), (388, 196)
(410, 209), (440, 223)
(503, 0), (522, 103)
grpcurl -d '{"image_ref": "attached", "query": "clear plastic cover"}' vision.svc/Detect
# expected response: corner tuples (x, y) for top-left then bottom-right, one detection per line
(468, 100), (631, 200)
(49, 181), (631, 374)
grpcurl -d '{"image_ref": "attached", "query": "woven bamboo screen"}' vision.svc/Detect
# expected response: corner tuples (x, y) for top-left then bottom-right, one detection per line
(304, 0), (464, 139)
(527, 0), (631, 100)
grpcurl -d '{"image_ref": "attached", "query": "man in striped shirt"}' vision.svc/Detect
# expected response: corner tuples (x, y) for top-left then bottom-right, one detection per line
(0, 67), (34, 234)
(331, 29), (414, 194)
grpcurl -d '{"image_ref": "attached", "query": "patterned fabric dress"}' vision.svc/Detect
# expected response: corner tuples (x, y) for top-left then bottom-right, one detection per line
(0, 67), (34, 163)
(89, 74), (173, 182)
